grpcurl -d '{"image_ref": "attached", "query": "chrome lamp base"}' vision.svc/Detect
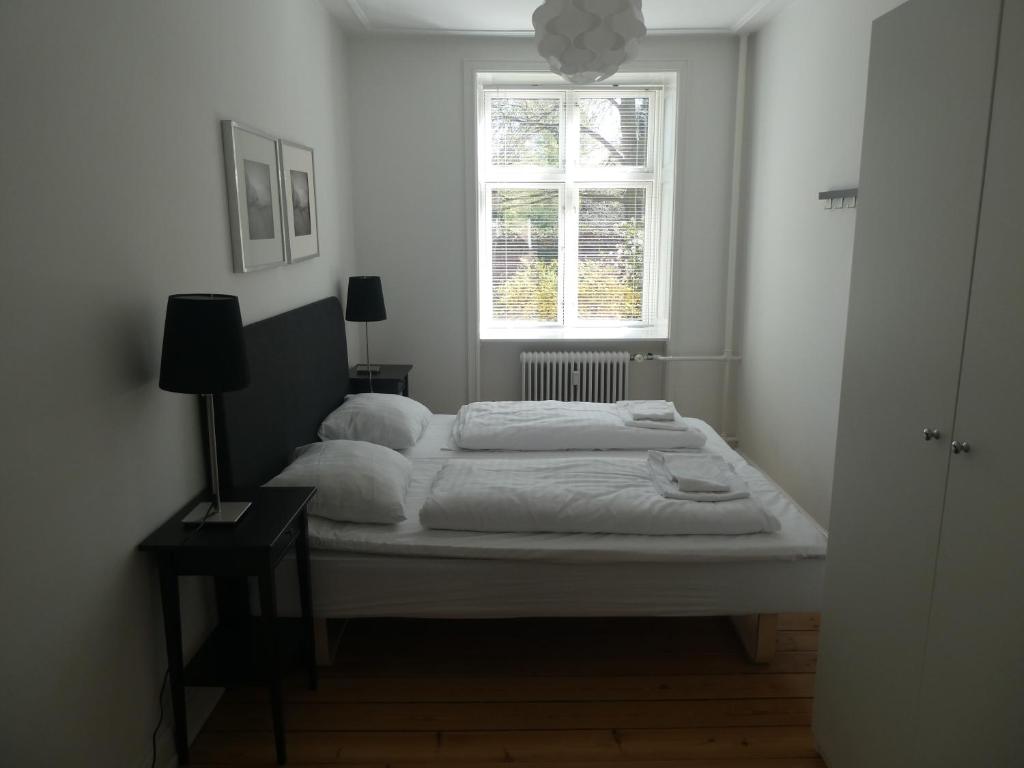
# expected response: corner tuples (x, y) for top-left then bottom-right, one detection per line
(355, 322), (381, 375)
(181, 393), (252, 526)
(182, 500), (252, 525)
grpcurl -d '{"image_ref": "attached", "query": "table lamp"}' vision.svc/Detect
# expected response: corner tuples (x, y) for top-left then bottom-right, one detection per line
(159, 294), (251, 525)
(346, 276), (387, 382)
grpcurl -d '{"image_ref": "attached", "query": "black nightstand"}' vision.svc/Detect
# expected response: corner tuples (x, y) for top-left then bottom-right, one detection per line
(139, 486), (317, 765)
(349, 363), (412, 397)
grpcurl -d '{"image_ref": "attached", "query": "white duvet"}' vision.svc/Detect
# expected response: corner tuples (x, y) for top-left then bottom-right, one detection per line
(451, 400), (707, 451)
(419, 457), (781, 536)
(308, 415), (828, 563)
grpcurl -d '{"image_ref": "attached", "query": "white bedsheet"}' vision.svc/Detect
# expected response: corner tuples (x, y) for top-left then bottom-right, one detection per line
(420, 458), (780, 536)
(307, 415), (826, 563)
(451, 400), (707, 451)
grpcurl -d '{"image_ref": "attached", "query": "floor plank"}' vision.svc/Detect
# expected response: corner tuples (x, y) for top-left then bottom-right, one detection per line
(191, 762), (826, 768)
(224, 672), (816, 703)
(192, 727), (821, 763)
(205, 697), (814, 732)
(191, 614), (823, 766)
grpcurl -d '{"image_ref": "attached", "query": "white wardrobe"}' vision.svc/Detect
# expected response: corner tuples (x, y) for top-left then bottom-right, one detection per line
(814, 0), (1023, 766)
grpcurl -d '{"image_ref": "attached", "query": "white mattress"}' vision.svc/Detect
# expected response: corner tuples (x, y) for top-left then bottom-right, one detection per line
(306, 415), (826, 564)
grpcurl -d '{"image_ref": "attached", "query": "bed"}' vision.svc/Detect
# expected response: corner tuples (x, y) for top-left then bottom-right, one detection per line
(215, 297), (827, 664)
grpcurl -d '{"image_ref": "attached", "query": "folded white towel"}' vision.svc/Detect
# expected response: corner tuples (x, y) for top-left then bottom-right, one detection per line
(621, 414), (691, 432)
(615, 402), (690, 432)
(648, 452), (744, 492)
(647, 452), (751, 502)
(616, 399), (677, 421)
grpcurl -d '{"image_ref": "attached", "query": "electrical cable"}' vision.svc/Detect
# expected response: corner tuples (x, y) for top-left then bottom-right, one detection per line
(182, 501), (218, 544)
(150, 668), (170, 768)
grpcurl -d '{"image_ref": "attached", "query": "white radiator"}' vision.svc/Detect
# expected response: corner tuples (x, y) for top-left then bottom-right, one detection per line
(520, 351), (630, 403)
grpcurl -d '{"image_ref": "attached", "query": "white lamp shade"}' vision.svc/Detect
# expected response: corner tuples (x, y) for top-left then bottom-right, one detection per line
(533, 0), (646, 84)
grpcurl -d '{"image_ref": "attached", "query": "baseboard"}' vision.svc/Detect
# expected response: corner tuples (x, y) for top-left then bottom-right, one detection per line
(142, 686), (223, 768)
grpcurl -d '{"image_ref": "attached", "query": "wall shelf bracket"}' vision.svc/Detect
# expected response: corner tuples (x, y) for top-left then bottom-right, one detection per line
(819, 187), (859, 210)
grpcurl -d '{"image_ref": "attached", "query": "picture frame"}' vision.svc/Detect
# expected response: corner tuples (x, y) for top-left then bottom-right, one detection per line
(221, 120), (286, 273)
(277, 139), (320, 263)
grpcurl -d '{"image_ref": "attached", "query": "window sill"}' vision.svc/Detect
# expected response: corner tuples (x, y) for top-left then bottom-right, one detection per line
(480, 324), (668, 342)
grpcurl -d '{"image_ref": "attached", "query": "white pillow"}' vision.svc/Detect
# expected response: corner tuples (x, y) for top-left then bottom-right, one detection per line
(319, 393), (432, 450)
(265, 440), (411, 524)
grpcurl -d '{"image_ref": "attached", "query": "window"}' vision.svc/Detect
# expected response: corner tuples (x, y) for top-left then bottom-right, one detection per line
(476, 77), (674, 340)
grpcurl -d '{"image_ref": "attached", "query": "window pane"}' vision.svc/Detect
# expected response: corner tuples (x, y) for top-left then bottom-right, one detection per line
(491, 188), (560, 322)
(577, 188), (645, 320)
(578, 96), (649, 167)
(490, 97), (561, 167)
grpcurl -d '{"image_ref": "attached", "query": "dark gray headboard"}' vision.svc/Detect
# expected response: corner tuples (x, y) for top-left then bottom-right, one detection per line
(214, 296), (350, 490)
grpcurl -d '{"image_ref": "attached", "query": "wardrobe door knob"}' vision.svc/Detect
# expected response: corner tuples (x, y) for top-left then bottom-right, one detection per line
(951, 440), (971, 455)
(923, 428), (941, 441)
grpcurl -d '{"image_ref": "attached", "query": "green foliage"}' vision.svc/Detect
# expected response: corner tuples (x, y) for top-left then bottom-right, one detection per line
(493, 255), (643, 323)
(578, 258), (642, 320)
(493, 257), (559, 322)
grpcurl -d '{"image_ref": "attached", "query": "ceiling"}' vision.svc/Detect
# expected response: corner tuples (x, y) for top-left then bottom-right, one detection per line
(323, 0), (795, 36)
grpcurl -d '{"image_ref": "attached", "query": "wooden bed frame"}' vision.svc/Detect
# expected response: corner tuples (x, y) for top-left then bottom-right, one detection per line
(214, 297), (779, 665)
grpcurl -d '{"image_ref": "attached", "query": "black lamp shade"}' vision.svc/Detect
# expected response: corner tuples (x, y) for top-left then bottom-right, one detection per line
(345, 276), (387, 322)
(159, 294), (249, 394)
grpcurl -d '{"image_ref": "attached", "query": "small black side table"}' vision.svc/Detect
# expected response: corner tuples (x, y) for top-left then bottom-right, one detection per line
(139, 486), (318, 765)
(349, 363), (412, 397)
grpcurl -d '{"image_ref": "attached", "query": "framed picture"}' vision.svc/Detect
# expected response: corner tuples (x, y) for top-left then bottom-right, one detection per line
(278, 139), (320, 263)
(221, 120), (286, 273)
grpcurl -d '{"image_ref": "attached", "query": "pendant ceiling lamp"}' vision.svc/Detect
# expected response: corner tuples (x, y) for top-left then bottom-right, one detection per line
(532, 0), (647, 84)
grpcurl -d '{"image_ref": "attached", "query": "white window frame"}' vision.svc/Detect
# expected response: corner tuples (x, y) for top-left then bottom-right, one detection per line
(474, 72), (676, 342)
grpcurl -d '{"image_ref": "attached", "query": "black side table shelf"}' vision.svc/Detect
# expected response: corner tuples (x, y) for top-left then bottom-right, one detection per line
(139, 485), (318, 765)
(349, 363), (412, 397)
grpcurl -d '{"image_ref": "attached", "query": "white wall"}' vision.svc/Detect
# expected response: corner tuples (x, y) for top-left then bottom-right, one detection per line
(0, 1), (357, 764)
(346, 35), (739, 420)
(735, 0), (907, 526)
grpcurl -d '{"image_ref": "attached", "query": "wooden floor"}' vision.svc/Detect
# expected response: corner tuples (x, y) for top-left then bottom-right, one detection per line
(191, 614), (825, 767)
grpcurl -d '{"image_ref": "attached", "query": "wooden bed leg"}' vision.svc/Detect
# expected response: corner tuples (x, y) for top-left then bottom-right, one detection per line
(730, 613), (778, 664)
(313, 618), (343, 667)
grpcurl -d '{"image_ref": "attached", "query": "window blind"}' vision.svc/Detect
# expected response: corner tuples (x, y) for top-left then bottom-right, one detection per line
(490, 187), (561, 323)
(578, 96), (650, 167)
(490, 97), (561, 167)
(577, 187), (647, 320)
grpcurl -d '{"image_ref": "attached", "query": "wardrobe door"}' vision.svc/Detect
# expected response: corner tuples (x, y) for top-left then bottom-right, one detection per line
(813, 1), (1004, 766)
(914, 2), (1024, 764)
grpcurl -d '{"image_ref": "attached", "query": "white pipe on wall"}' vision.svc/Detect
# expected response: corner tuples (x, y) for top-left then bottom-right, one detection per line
(634, 353), (742, 362)
(651, 36), (747, 436)
(720, 33), (749, 436)
(646, 36), (747, 435)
